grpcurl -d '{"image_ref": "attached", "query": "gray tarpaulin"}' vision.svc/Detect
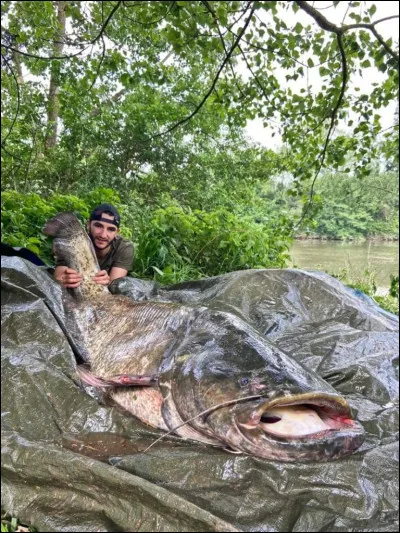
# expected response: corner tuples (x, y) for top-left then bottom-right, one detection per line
(1, 256), (399, 532)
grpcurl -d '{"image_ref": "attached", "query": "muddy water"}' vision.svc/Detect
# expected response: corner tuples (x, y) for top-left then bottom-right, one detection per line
(290, 240), (399, 288)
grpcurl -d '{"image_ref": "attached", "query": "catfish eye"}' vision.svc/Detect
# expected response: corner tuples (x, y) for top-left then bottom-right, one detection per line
(240, 378), (249, 386)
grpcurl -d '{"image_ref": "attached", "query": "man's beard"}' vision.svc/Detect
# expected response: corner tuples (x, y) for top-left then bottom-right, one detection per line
(90, 234), (111, 251)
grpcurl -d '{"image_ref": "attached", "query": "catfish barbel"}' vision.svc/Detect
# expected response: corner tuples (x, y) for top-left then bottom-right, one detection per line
(43, 212), (364, 462)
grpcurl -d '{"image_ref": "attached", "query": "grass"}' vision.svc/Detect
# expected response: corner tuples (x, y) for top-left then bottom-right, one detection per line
(1, 513), (34, 533)
(332, 268), (399, 315)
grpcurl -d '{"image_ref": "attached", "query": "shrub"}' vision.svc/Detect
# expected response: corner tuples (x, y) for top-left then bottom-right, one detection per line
(133, 204), (291, 283)
(1, 190), (126, 264)
(2, 191), (292, 281)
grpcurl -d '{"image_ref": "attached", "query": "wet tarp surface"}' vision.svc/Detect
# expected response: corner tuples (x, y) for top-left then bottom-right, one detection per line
(1, 256), (399, 532)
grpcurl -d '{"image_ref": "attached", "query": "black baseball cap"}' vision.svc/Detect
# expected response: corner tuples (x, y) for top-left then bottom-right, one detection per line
(89, 203), (121, 228)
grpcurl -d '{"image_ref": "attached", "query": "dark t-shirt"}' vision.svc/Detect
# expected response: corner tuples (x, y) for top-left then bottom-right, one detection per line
(56, 236), (134, 274)
(97, 236), (134, 273)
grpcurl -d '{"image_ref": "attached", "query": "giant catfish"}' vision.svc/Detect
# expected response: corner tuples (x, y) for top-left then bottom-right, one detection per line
(43, 212), (365, 462)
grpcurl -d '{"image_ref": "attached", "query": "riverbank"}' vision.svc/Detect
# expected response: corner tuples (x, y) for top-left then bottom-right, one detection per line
(295, 235), (399, 242)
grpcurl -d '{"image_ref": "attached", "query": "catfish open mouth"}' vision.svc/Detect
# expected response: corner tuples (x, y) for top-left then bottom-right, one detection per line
(237, 393), (363, 441)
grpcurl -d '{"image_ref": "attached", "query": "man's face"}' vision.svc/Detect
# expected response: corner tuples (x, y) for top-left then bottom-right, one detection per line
(87, 213), (119, 250)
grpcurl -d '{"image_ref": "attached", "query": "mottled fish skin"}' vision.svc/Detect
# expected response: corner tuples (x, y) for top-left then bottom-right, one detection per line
(43, 212), (206, 431)
(43, 213), (365, 462)
(43, 212), (107, 300)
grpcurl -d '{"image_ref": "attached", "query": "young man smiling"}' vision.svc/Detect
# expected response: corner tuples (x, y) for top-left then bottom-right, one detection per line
(54, 203), (134, 288)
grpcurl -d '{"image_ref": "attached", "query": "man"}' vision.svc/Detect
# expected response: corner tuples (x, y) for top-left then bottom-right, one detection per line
(54, 203), (133, 288)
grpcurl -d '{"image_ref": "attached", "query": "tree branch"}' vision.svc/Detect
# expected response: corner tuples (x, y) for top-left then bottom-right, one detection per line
(365, 25), (399, 63)
(201, 0), (247, 101)
(1, 42), (90, 61)
(238, 44), (284, 124)
(295, 1), (341, 34)
(87, 33), (106, 92)
(1, 144), (25, 162)
(295, 34), (348, 228)
(1, 53), (21, 147)
(293, 1), (397, 228)
(346, 15), (400, 28)
(91, 0), (123, 44)
(152, 1), (255, 139)
(45, 0), (67, 151)
(296, 1), (399, 64)
(1, 1), (123, 61)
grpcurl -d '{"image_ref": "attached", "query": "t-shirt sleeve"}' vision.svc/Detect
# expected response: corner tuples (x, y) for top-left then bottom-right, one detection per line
(113, 241), (134, 271)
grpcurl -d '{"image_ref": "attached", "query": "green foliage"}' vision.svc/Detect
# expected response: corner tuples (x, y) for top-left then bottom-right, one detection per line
(332, 268), (399, 315)
(1, 190), (292, 279)
(374, 294), (399, 315)
(1, 189), (126, 264)
(134, 203), (291, 283)
(389, 275), (399, 299)
(339, 268), (377, 296)
(291, 168), (399, 240)
(2, 191), (58, 260)
(1, 512), (35, 532)
(1, 1), (398, 197)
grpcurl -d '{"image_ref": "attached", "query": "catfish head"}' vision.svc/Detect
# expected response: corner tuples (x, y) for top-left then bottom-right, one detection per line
(159, 310), (365, 462)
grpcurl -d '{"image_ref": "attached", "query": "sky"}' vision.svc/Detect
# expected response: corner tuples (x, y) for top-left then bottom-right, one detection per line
(245, 1), (399, 147)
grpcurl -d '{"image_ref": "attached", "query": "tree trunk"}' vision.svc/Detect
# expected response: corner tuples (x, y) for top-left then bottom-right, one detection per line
(44, 1), (67, 151)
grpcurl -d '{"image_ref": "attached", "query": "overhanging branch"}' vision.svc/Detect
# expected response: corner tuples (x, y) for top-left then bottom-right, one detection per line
(295, 33), (348, 228)
(295, 1), (399, 64)
(201, 0), (247, 101)
(152, 1), (255, 139)
(1, 1), (123, 61)
(1, 52), (21, 147)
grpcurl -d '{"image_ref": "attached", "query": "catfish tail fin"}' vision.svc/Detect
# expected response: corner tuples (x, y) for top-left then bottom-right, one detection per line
(42, 212), (84, 239)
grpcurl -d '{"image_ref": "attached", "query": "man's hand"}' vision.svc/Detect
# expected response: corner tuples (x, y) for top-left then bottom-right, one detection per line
(92, 269), (110, 286)
(59, 268), (83, 288)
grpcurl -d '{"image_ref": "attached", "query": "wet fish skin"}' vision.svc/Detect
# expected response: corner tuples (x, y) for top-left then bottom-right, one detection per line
(157, 308), (364, 461)
(43, 212), (106, 300)
(43, 212), (365, 462)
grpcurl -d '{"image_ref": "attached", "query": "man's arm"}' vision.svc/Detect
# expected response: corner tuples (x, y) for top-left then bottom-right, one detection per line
(109, 266), (128, 282)
(105, 240), (133, 284)
(91, 240), (133, 285)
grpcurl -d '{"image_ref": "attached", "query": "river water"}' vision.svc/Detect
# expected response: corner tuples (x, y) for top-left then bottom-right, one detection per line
(289, 240), (399, 289)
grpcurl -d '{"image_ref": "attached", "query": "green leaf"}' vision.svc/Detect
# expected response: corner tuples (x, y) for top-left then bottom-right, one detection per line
(151, 266), (164, 276)
(319, 66), (330, 76)
(216, 4), (228, 26)
(294, 22), (303, 33)
(349, 12), (362, 23)
(120, 73), (130, 87)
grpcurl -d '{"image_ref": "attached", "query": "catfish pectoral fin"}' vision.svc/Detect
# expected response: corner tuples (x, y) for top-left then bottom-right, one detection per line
(77, 364), (111, 388)
(76, 365), (158, 388)
(110, 373), (159, 386)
